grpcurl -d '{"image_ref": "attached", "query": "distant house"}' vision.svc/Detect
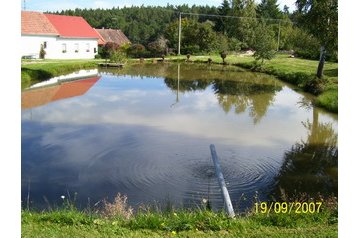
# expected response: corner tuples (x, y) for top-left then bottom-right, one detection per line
(95, 28), (131, 47)
(21, 11), (99, 59)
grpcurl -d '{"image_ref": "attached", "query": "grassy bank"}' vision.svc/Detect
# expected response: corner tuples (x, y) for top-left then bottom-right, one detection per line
(21, 59), (103, 88)
(22, 206), (337, 237)
(166, 54), (338, 113)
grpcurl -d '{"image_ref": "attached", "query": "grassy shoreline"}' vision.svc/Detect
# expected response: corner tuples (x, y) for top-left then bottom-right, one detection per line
(165, 54), (338, 113)
(21, 59), (103, 88)
(22, 204), (338, 237)
(21, 54), (338, 113)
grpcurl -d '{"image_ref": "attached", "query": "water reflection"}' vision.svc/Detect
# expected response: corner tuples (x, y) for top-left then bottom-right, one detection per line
(21, 63), (338, 211)
(22, 76), (100, 109)
(162, 64), (282, 123)
(274, 108), (338, 198)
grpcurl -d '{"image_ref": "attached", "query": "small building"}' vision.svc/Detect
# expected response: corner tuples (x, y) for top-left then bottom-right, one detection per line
(95, 28), (131, 47)
(21, 11), (99, 59)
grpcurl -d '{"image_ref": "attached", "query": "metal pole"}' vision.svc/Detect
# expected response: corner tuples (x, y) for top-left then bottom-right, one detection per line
(178, 12), (181, 55)
(277, 20), (281, 51)
(177, 64), (180, 102)
(209, 144), (235, 218)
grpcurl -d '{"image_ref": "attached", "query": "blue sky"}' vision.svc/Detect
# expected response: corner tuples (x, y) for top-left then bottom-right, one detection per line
(21, 0), (297, 12)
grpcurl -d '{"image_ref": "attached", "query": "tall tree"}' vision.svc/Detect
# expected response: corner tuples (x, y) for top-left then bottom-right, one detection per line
(295, 0), (338, 78)
(238, 0), (258, 48)
(215, 0), (231, 34)
(257, 0), (282, 19)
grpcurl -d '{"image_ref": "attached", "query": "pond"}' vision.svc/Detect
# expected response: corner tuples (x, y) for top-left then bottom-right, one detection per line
(21, 63), (338, 212)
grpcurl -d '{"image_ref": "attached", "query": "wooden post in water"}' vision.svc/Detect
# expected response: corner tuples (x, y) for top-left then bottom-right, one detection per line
(210, 144), (235, 218)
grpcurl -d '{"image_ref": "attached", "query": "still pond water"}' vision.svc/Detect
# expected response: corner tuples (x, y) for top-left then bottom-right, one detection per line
(21, 63), (337, 211)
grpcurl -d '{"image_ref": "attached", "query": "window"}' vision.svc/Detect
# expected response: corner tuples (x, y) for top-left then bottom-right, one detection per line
(86, 43), (90, 52)
(74, 43), (79, 53)
(43, 41), (47, 49)
(62, 44), (67, 53)
(94, 47), (97, 53)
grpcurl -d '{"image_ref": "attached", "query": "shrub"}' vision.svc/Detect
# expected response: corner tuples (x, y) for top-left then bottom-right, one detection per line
(147, 36), (168, 57)
(127, 44), (146, 58)
(102, 42), (120, 59)
(220, 51), (227, 64)
(101, 193), (133, 219)
(109, 50), (127, 64)
(228, 37), (242, 52)
(39, 44), (46, 59)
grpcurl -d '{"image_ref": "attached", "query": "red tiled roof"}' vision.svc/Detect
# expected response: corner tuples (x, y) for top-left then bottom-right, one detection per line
(44, 14), (99, 38)
(21, 77), (100, 109)
(21, 11), (58, 35)
(95, 28), (131, 46)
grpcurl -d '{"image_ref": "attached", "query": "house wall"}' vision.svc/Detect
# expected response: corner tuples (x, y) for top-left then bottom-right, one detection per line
(21, 35), (98, 59)
(21, 35), (57, 59)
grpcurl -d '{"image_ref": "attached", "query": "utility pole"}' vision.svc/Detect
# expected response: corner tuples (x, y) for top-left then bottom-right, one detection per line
(23, 0), (26, 10)
(178, 12), (181, 55)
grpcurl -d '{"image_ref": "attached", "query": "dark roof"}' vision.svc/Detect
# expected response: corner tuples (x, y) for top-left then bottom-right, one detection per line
(95, 28), (131, 46)
(21, 11), (58, 35)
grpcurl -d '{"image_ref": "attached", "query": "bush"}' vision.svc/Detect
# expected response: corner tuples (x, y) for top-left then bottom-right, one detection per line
(220, 51), (227, 64)
(39, 44), (46, 59)
(127, 44), (146, 58)
(109, 50), (127, 64)
(102, 42), (120, 59)
(182, 45), (200, 55)
(147, 36), (168, 57)
(228, 37), (242, 52)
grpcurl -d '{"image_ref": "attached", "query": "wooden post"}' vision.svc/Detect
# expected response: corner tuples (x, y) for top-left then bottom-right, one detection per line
(210, 144), (235, 218)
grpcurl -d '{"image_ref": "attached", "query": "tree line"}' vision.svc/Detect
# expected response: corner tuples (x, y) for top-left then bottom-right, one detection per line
(53, 0), (337, 77)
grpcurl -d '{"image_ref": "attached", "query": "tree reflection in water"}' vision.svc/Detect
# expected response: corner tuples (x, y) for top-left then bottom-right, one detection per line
(163, 64), (282, 124)
(273, 108), (338, 199)
(213, 80), (281, 124)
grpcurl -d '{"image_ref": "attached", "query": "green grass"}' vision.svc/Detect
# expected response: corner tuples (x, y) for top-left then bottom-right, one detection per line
(166, 53), (338, 113)
(22, 208), (337, 238)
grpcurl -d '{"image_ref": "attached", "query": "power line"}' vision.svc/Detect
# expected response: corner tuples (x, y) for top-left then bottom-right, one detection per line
(180, 11), (293, 24)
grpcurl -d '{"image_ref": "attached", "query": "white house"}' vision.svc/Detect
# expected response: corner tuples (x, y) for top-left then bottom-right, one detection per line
(21, 11), (99, 59)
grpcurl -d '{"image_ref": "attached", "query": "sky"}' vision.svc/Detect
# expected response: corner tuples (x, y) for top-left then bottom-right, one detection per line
(21, 0), (297, 13)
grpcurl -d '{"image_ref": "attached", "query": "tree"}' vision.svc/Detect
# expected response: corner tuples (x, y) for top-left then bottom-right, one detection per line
(215, 0), (231, 34)
(257, 0), (282, 19)
(147, 36), (168, 56)
(238, 0), (258, 48)
(295, 0), (338, 78)
(252, 22), (276, 65)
